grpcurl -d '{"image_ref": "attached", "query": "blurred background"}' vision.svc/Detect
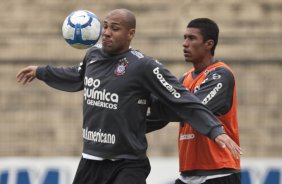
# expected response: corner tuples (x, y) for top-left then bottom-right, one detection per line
(1, 0), (282, 183)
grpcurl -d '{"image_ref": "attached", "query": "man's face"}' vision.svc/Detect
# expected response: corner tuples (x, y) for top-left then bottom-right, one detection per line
(182, 28), (208, 63)
(102, 12), (135, 55)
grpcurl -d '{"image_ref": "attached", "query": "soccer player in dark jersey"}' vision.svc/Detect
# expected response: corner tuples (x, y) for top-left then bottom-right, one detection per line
(147, 18), (241, 184)
(16, 9), (241, 184)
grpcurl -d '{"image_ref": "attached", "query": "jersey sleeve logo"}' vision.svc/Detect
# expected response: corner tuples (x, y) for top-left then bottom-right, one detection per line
(153, 67), (181, 98)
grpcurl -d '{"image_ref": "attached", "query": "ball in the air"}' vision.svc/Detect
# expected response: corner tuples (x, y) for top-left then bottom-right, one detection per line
(62, 10), (102, 49)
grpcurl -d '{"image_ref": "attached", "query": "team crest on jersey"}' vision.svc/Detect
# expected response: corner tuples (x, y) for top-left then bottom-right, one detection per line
(114, 58), (128, 76)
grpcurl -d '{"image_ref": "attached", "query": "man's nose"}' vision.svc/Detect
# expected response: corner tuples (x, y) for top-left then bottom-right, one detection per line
(102, 28), (110, 36)
(183, 40), (189, 47)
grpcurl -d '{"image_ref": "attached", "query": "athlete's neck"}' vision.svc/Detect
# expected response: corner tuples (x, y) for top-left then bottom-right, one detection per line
(193, 56), (215, 74)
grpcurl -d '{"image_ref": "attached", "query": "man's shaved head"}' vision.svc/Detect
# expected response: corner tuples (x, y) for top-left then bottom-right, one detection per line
(102, 9), (136, 54)
(106, 9), (136, 29)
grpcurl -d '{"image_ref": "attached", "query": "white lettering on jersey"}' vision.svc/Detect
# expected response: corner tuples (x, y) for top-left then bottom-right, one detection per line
(84, 77), (119, 109)
(180, 133), (195, 141)
(83, 127), (116, 144)
(153, 67), (181, 98)
(131, 50), (144, 59)
(154, 59), (162, 65)
(137, 99), (147, 105)
(202, 83), (223, 105)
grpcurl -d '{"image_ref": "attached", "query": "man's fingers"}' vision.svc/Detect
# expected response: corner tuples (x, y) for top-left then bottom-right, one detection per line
(16, 72), (24, 82)
(28, 76), (35, 83)
(226, 141), (242, 159)
(221, 143), (226, 148)
(16, 66), (38, 85)
(215, 134), (242, 160)
(16, 70), (24, 79)
(16, 69), (29, 82)
(22, 77), (29, 85)
(16, 69), (36, 85)
(217, 140), (226, 149)
(17, 73), (27, 83)
(17, 74), (23, 83)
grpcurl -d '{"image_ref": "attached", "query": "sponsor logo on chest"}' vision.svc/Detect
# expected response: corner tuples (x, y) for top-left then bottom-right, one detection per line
(84, 77), (119, 110)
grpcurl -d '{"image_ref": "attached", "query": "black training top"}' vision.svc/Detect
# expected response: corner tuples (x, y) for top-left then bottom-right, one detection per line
(36, 46), (224, 160)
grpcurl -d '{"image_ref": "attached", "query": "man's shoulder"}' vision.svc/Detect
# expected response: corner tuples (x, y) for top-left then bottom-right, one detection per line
(84, 45), (103, 58)
(212, 61), (234, 73)
(128, 49), (151, 61)
(213, 66), (234, 78)
(127, 48), (160, 65)
(208, 64), (235, 85)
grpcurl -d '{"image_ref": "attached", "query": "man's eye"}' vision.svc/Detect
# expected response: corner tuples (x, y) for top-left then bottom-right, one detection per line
(188, 36), (195, 41)
(112, 27), (119, 31)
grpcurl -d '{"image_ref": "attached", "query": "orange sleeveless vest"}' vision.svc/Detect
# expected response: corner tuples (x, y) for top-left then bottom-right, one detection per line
(179, 62), (240, 171)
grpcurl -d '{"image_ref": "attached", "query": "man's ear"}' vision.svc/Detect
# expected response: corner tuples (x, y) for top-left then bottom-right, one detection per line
(128, 28), (135, 40)
(205, 40), (214, 50)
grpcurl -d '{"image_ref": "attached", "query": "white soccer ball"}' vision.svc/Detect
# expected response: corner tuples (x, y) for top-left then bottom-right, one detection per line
(62, 10), (102, 49)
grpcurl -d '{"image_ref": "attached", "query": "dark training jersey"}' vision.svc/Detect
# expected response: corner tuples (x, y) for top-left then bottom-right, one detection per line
(36, 46), (224, 160)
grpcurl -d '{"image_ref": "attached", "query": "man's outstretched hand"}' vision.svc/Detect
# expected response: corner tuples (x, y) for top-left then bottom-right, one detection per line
(16, 66), (38, 85)
(215, 134), (242, 159)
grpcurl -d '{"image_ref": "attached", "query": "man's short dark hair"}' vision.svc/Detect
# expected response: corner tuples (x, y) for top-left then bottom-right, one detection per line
(187, 18), (219, 56)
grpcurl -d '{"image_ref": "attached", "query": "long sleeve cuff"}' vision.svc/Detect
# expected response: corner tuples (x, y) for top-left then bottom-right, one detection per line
(36, 66), (46, 80)
(209, 125), (225, 140)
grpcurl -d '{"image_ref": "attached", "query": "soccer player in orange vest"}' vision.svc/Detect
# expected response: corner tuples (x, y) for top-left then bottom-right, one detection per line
(147, 18), (241, 184)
